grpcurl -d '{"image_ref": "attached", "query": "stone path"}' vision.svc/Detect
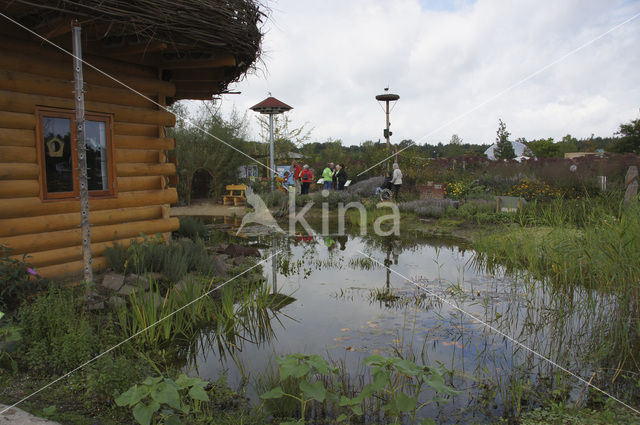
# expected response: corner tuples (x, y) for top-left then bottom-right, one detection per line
(0, 405), (60, 424)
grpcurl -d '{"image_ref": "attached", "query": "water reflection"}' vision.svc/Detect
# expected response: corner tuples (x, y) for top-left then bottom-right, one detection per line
(186, 222), (639, 423)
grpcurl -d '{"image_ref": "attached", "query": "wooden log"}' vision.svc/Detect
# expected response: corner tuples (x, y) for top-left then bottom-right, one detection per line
(116, 163), (176, 178)
(0, 179), (39, 198)
(0, 205), (162, 237)
(0, 69), (157, 109)
(0, 188), (177, 219)
(117, 176), (162, 192)
(0, 217), (179, 254)
(0, 128), (35, 147)
(0, 111), (35, 130)
(36, 256), (109, 278)
(162, 54), (236, 69)
(114, 122), (160, 137)
(12, 236), (146, 268)
(115, 148), (159, 163)
(114, 135), (175, 150)
(0, 146), (36, 162)
(0, 50), (175, 96)
(0, 90), (176, 127)
(0, 163), (39, 180)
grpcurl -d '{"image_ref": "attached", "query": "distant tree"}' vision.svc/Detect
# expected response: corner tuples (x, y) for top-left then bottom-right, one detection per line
(493, 119), (515, 160)
(449, 134), (463, 145)
(527, 138), (560, 158)
(609, 115), (640, 153)
(446, 134), (465, 157)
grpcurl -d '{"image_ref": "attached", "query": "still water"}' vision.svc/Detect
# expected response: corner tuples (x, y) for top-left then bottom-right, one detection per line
(188, 228), (634, 423)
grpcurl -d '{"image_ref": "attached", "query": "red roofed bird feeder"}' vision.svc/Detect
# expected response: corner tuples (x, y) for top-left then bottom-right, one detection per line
(250, 96), (293, 191)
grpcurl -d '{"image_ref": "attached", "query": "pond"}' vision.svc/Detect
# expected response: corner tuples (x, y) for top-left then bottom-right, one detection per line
(186, 223), (638, 424)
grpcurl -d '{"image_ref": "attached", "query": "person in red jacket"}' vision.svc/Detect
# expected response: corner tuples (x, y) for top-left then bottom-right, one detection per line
(291, 160), (302, 195)
(300, 164), (313, 195)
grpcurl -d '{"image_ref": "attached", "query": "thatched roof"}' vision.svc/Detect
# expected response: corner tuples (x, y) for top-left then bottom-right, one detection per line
(0, 0), (265, 102)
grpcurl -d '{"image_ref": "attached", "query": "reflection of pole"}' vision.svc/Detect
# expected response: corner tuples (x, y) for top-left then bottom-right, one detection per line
(271, 232), (277, 293)
(72, 21), (93, 284)
(269, 114), (275, 193)
(385, 247), (391, 290)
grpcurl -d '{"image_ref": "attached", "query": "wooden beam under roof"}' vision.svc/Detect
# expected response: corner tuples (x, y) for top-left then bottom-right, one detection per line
(101, 41), (168, 57)
(161, 53), (236, 70)
(167, 68), (226, 82)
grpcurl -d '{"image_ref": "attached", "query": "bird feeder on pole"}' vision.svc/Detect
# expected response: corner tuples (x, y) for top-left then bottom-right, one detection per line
(250, 96), (293, 192)
(375, 88), (400, 171)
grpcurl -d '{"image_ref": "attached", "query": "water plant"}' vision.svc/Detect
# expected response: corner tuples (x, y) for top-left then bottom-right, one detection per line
(260, 353), (461, 425)
(114, 374), (210, 425)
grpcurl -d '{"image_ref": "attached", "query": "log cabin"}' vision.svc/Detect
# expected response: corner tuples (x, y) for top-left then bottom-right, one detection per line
(0, 0), (263, 277)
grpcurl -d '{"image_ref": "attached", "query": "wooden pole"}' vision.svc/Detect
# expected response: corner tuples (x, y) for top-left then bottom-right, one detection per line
(72, 21), (93, 283)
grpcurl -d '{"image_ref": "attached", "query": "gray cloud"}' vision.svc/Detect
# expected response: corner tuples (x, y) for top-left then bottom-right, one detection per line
(212, 0), (640, 146)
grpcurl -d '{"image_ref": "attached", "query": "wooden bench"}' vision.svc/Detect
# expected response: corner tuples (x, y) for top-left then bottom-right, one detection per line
(223, 184), (247, 206)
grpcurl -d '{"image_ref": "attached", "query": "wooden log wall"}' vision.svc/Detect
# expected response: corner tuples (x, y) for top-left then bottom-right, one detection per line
(0, 34), (179, 278)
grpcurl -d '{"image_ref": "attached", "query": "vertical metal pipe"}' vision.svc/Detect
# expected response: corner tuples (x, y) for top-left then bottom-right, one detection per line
(271, 232), (277, 293)
(385, 101), (391, 171)
(269, 113), (275, 192)
(72, 21), (93, 283)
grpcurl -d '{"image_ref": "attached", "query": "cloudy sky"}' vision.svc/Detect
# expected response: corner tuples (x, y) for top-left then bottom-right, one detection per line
(210, 0), (640, 146)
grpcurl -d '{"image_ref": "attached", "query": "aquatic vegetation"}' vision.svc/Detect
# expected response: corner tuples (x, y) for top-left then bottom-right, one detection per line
(260, 353), (460, 425)
(115, 374), (210, 425)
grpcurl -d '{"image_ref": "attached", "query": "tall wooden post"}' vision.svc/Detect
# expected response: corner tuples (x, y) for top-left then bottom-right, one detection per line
(72, 21), (93, 283)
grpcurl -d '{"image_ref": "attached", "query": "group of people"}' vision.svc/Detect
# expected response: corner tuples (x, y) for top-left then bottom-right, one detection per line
(287, 160), (402, 200)
(289, 161), (348, 195)
(321, 162), (348, 191)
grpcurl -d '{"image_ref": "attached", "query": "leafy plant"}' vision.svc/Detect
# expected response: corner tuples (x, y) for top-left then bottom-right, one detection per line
(260, 354), (339, 424)
(260, 353), (461, 425)
(0, 310), (21, 372)
(0, 245), (41, 310)
(175, 217), (207, 241)
(115, 374), (210, 425)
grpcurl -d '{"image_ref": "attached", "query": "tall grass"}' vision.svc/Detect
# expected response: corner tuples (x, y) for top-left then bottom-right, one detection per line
(105, 236), (213, 282)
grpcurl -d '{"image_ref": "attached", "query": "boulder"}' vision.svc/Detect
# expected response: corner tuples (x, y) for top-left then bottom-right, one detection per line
(118, 284), (137, 296)
(0, 404), (61, 425)
(212, 255), (229, 275)
(107, 296), (125, 308)
(101, 273), (125, 291)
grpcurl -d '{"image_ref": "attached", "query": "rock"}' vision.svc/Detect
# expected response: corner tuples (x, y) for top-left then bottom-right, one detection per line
(232, 256), (245, 266)
(212, 255), (229, 275)
(101, 273), (125, 291)
(175, 275), (204, 294)
(0, 404), (61, 424)
(107, 296), (125, 308)
(118, 284), (137, 296)
(125, 272), (164, 290)
(223, 243), (261, 258)
(85, 301), (105, 311)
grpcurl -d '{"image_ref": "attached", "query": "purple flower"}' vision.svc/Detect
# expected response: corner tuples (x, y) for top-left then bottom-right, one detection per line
(26, 267), (37, 276)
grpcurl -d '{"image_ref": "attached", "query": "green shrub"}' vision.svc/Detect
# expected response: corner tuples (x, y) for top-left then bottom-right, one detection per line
(19, 288), (99, 374)
(105, 237), (213, 282)
(0, 245), (44, 310)
(175, 217), (208, 241)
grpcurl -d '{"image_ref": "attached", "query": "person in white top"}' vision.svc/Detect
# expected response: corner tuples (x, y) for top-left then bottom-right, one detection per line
(391, 162), (402, 201)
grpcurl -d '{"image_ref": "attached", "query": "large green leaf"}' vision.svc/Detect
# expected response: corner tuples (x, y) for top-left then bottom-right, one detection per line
(188, 385), (210, 402)
(164, 414), (183, 425)
(419, 418), (436, 425)
(260, 386), (285, 400)
(426, 373), (462, 396)
(394, 359), (422, 377)
(142, 376), (163, 386)
(395, 392), (417, 412)
(132, 400), (160, 425)
(305, 354), (332, 375)
(299, 380), (326, 402)
(115, 385), (150, 407)
(362, 354), (386, 366)
(151, 382), (181, 410)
